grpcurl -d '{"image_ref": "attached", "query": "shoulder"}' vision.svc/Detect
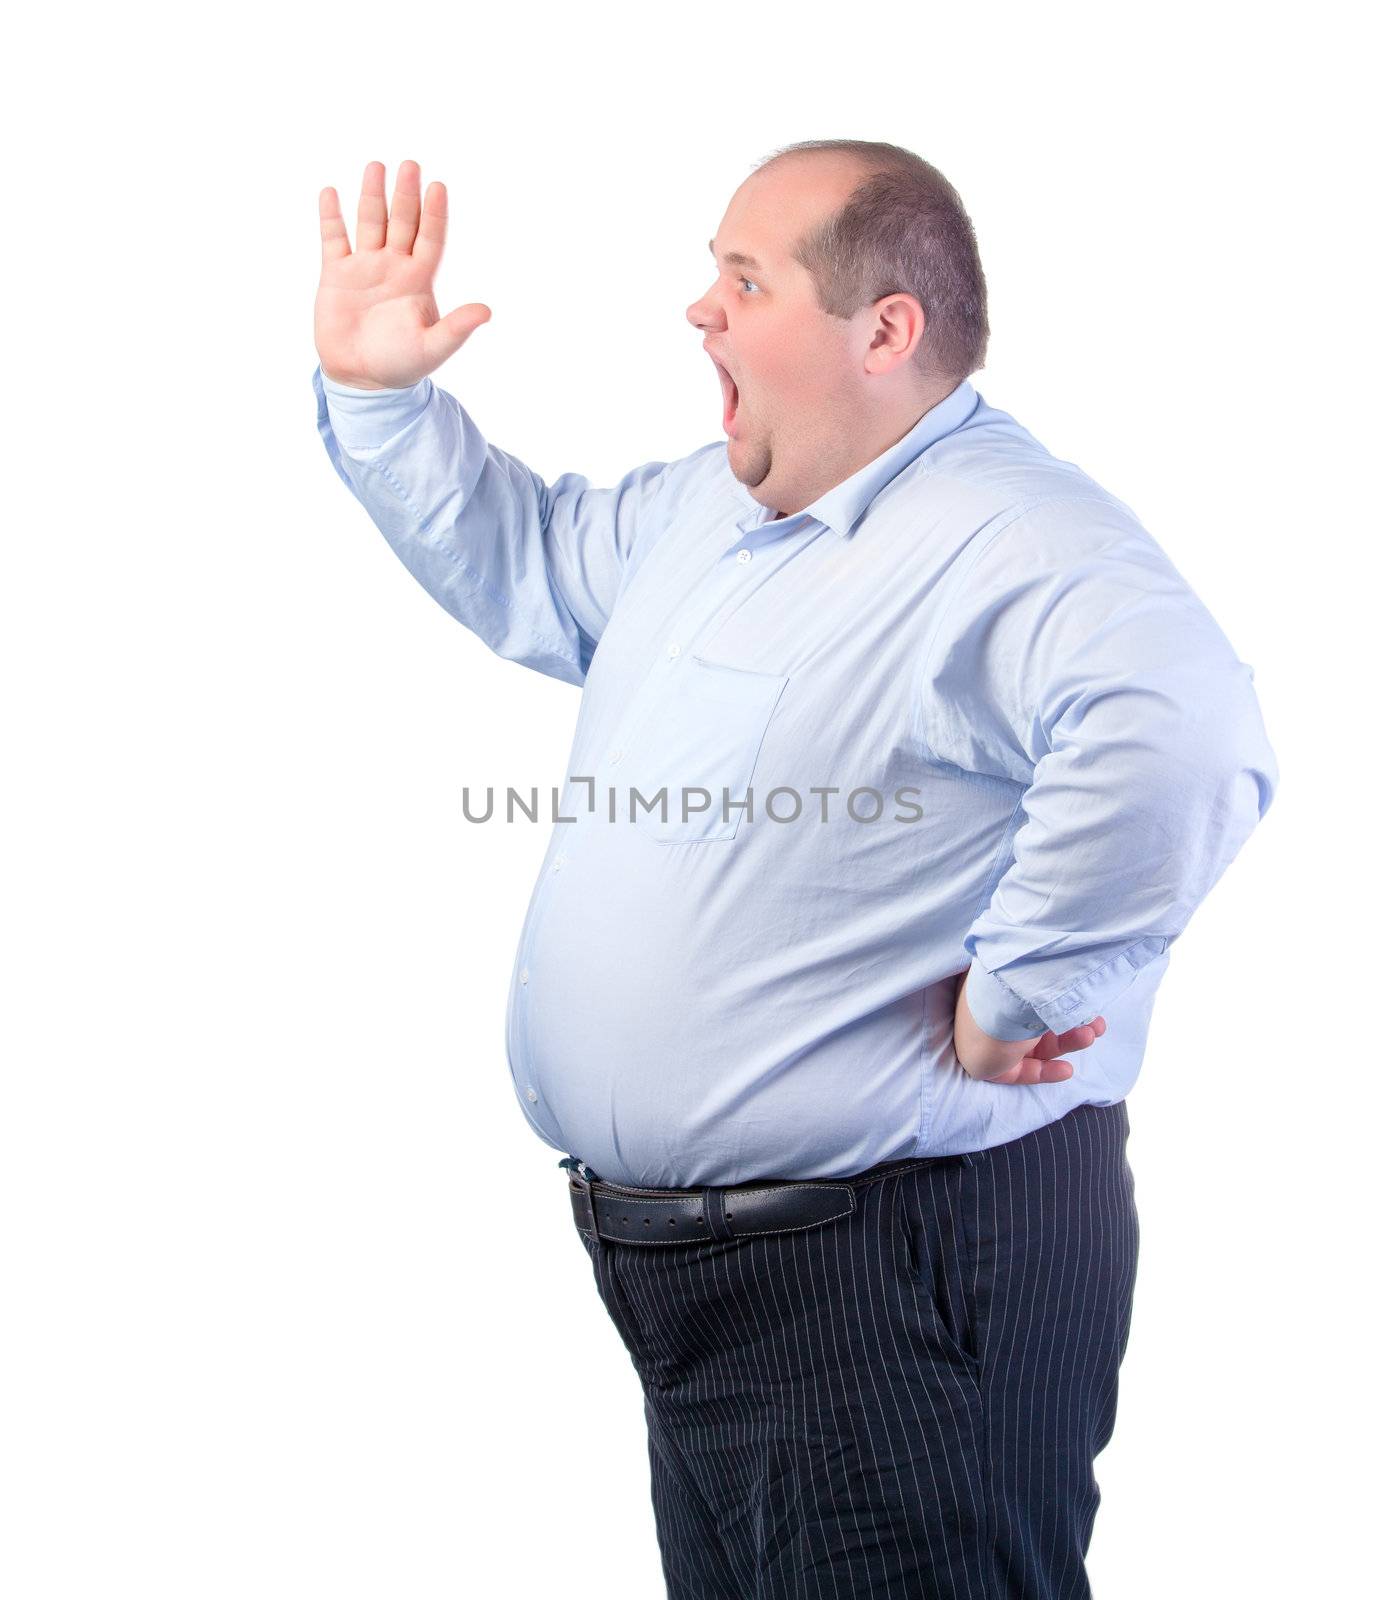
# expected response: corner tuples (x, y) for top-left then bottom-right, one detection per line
(916, 395), (1186, 596)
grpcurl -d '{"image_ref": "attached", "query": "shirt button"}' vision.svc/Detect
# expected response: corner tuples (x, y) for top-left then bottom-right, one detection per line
(667, 642), (680, 658)
(526, 1087), (538, 1103)
(609, 748), (623, 764)
(552, 854), (565, 871)
(519, 969), (529, 984)
(736, 548), (752, 563)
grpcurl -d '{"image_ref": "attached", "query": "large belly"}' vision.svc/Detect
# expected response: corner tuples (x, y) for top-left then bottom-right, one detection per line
(504, 796), (991, 1185)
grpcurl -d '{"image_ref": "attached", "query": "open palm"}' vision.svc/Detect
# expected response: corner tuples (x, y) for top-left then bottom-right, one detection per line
(315, 159), (491, 391)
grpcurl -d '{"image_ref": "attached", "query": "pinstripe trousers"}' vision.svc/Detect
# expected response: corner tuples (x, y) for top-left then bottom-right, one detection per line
(574, 1099), (1138, 1599)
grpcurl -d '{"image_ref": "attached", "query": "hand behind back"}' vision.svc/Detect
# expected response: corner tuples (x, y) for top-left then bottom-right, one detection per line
(953, 968), (1108, 1085)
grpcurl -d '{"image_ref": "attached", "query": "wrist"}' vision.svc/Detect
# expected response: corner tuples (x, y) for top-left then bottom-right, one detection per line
(954, 973), (1042, 1079)
(318, 363), (397, 392)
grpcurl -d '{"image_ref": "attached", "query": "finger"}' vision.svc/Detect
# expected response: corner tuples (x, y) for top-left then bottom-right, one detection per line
(319, 186), (350, 260)
(1055, 1024), (1099, 1053)
(421, 302), (493, 370)
(1026, 1028), (1081, 1060)
(1033, 1057), (1075, 1084)
(990, 1054), (1075, 1086)
(413, 180), (448, 273)
(386, 159), (422, 254)
(356, 160), (387, 251)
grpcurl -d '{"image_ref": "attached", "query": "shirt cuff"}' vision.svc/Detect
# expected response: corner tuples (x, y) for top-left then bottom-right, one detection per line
(961, 957), (1055, 1041)
(315, 364), (433, 449)
(962, 935), (1170, 1043)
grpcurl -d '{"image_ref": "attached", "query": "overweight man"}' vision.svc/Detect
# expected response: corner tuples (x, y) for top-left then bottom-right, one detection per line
(311, 139), (1278, 1598)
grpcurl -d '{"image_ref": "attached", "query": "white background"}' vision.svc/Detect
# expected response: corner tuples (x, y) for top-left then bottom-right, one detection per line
(3, 2), (1369, 1594)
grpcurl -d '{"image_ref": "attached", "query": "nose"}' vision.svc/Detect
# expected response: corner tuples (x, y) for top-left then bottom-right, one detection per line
(685, 283), (725, 332)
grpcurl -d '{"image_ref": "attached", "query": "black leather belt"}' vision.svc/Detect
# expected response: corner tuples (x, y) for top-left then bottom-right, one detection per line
(560, 1153), (945, 1246)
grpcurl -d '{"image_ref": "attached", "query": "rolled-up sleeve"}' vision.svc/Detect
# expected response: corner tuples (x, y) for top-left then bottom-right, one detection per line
(918, 494), (1280, 1041)
(313, 364), (709, 686)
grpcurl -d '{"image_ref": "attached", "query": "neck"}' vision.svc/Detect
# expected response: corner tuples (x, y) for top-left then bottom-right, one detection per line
(766, 381), (959, 519)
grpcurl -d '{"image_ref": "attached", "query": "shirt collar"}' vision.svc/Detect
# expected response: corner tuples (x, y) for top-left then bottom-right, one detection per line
(734, 379), (980, 539)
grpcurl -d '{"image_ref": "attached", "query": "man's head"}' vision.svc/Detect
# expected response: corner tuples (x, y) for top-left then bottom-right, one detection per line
(687, 139), (988, 518)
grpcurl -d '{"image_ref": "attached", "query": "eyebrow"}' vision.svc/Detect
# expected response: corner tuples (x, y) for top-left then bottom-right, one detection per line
(708, 238), (765, 271)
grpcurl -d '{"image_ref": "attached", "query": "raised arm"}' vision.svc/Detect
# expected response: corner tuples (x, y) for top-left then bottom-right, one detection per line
(312, 161), (710, 684)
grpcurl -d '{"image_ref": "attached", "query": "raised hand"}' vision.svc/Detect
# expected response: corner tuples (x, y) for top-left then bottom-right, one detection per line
(314, 160), (492, 390)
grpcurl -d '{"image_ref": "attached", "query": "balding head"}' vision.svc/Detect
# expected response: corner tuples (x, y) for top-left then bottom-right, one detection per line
(687, 140), (985, 517)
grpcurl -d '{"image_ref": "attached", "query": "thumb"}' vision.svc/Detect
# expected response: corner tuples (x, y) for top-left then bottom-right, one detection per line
(423, 303), (492, 369)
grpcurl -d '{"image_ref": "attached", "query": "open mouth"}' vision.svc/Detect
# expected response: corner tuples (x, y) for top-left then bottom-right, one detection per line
(710, 357), (740, 436)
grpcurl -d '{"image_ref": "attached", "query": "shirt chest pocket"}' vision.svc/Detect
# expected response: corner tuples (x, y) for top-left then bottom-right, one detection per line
(620, 654), (790, 843)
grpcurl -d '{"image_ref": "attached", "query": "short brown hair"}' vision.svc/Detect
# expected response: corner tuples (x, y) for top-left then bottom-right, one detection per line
(753, 138), (990, 385)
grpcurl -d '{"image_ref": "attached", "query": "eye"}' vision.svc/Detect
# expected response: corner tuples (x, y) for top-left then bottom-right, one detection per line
(739, 277), (760, 295)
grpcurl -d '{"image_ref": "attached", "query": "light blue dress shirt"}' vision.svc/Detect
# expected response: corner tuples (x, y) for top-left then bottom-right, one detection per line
(313, 363), (1279, 1187)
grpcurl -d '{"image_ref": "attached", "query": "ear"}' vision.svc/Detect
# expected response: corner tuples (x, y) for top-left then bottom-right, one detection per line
(865, 293), (926, 375)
